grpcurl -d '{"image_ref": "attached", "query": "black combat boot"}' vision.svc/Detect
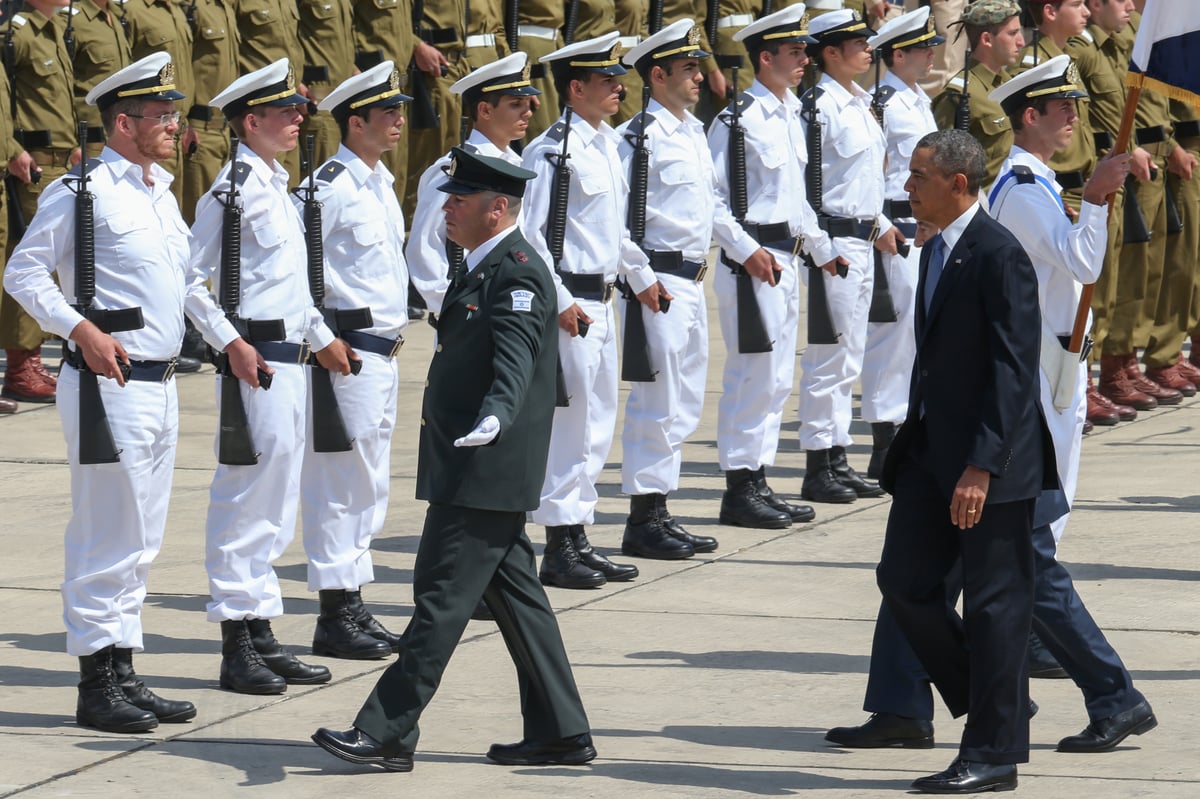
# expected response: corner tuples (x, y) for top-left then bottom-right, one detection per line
(246, 618), (332, 685)
(345, 589), (402, 651)
(654, 494), (718, 553)
(313, 590), (393, 660)
(867, 422), (897, 480)
(539, 525), (607, 589)
(570, 525), (639, 581)
(76, 646), (159, 733)
(220, 620), (287, 695)
(111, 647), (196, 723)
(720, 468), (792, 528)
(753, 467), (815, 523)
(801, 450), (858, 503)
(622, 493), (695, 559)
(830, 445), (885, 498)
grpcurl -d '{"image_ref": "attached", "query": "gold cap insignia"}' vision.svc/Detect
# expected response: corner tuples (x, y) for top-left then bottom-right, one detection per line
(688, 25), (702, 46)
(800, 13), (811, 32)
(610, 42), (624, 60)
(389, 68), (401, 91)
(1066, 60), (1081, 88)
(448, 157), (458, 176)
(521, 62), (532, 81)
(851, 9), (861, 22)
(159, 62), (175, 85)
(285, 66), (296, 92)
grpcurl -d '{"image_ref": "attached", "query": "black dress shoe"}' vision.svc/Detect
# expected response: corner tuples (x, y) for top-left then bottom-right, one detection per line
(754, 468), (815, 523)
(311, 727), (414, 772)
(911, 758), (1017, 794)
(1057, 700), (1157, 753)
(720, 469), (792, 528)
(486, 732), (596, 766)
(825, 712), (933, 749)
(570, 525), (639, 581)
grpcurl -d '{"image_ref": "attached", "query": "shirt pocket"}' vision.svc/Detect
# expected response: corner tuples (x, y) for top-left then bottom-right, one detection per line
(242, 3), (275, 26)
(300, 0), (337, 21)
(574, 166), (610, 222)
(979, 112), (1011, 138)
(831, 115), (873, 159)
(654, 160), (703, 223)
(97, 213), (154, 270)
(347, 219), (392, 277)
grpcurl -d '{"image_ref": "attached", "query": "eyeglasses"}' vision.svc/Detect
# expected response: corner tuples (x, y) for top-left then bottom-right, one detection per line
(125, 111), (182, 127)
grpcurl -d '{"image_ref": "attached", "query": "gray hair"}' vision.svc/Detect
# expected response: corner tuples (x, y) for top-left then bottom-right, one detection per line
(914, 130), (986, 195)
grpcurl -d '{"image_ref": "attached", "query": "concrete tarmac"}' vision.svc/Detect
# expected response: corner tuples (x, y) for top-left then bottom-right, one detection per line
(1, 296), (1197, 798)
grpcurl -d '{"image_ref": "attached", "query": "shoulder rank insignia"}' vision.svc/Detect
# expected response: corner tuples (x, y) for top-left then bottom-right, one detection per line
(515, 250), (528, 262)
(231, 161), (252, 186)
(460, 142), (479, 154)
(873, 85), (896, 108)
(736, 90), (755, 111)
(65, 158), (103, 178)
(545, 121), (567, 143)
(621, 112), (656, 147)
(945, 75), (965, 93)
(1011, 164), (1036, 184)
(316, 160), (346, 183)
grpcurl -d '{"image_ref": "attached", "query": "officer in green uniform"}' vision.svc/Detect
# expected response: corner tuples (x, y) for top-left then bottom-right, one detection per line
(297, 0), (355, 168)
(516, 0), (564, 141)
(69, 0), (132, 158)
(181, 0), (238, 225)
(405, 0), (467, 221)
(121, 0), (194, 205)
(1, 0), (78, 406)
(234, 0), (306, 179)
(311, 147), (594, 773)
(352, 0), (416, 207)
(612, 0), (647, 124)
(931, 0), (1022, 187)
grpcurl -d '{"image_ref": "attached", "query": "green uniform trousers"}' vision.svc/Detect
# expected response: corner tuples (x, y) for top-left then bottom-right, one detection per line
(1108, 163), (1166, 356)
(1144, 160), (1200, 367)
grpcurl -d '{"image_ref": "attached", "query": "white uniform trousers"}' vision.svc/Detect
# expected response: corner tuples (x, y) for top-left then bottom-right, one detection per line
(1042, 358), (1087, 545)
(798, 236), (873, 450)
(58, 366), (178, 656)
(300, 351), (399, 591)
(532, 297), (617, 527)
(714, 246), (801, 471)
(861, 242), (920, 424)
(620, 274), (708, 495)
(205, 362), (306, 622)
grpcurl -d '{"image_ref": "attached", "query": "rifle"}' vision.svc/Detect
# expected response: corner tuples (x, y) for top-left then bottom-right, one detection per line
(503, 0), (519, 53)
(799, 87), (840, 345)
(64, 0), (77, 59)
(211, 135), (285, 465)
(705, 0), (719, 61)
(564, 0), (580, 45)
(955, 48), (971, 132)
(66, 122), (145, 464)
(868, 51), (898, 324)
(445, 117), (470, 279)
(620, 84), (656, 383)
(407, 0), (440, 129)
(719, 65), (773, 354)
(298, 134), (369, 454)
(546, 107), (575, 405)
(648, 0), (664, 36)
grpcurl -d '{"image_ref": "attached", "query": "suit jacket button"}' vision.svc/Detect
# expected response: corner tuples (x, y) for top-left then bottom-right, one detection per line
(436, 344), (443, 352)
(921, 369), (928, 377)
(420, 418), (426, 426)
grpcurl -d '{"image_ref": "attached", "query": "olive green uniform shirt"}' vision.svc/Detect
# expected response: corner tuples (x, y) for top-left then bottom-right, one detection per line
(297, 0), (354, 102)
(191, 0), (239, 110)
(353, 0), (415, 68)
(69, 0), (132, 133)
(3, 9), (77, 151)
(1066, 24), (1126, 145)
(122, 0), (195, 118)
(572, 0), (616, 43)
(933, 58), (1012, 187)
(235, 0), (303, 75)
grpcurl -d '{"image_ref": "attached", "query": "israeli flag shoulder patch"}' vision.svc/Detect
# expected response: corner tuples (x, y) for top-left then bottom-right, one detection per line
(512, 289), (534, 312)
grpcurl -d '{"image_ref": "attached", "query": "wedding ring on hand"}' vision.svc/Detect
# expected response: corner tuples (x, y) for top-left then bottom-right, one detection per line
(967, 508), (977, 514)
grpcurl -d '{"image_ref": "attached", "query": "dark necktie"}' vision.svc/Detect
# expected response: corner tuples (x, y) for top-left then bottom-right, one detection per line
(923, 233), (946, 313)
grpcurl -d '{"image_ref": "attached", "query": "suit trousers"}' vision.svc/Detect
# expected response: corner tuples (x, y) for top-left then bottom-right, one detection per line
(861, 243), (920, 425)
(533, 298), (617, 527)
(300, 352), (399, 591)
(876, 455), (1035, 765)
(713, 246), (800, 471)
(799, 236), (873, 450)
(59, 367), (179, 656)
(354, 504), (590, 754)
(620, 275), (708, 495)
(205, 363), (306, 622)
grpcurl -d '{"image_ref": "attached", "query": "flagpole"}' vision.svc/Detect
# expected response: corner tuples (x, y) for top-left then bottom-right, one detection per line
(1067, 77), (1142, 355)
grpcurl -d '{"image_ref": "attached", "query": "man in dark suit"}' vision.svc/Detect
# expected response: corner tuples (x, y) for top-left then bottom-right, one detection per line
(311, 147), (595, 773)
(875, 129), (1056, 794)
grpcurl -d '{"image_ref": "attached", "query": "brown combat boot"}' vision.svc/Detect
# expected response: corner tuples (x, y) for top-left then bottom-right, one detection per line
(27, 348), (57, 387)
(1087, 372), (1135, 422)
(1145, 362), (1196, 397)
(1098, 354), (1156, 411)
(2, 349), (57, 403)
(1173, 353), (1200, 386)
(1125, 355), (1183, 404)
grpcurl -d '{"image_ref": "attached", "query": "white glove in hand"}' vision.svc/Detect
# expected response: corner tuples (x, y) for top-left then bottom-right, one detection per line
(454, 415), (500, 447)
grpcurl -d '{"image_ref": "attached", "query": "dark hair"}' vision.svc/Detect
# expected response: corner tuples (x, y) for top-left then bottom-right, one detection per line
(1007, 97), (1052, 132)
(964, 18), (1015, 50)
(464, 89), (505, 122)
(914, 129), (986, 195)
(747, 40), (783, 75)
(551, 63), (594, 102)
(100, 97), (146, 136)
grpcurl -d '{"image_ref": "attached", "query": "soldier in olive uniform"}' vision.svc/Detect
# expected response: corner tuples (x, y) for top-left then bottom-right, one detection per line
(931, 0), (1023, 187)
(234, 0), (307, 179)
(352, 0), (416, 208)
(312, 148), (595, 773)
(1, 0), (77, 406)
(0, 70), (18, 413)
(297, 0), (355, 168)
(121, 0), (194, 206)
(465, 0), (509, 72)
(182, 0), (238, 225)
(611, 0), (646, 125)
(68, 0), (132, 158)
(516, 0), (564, 141)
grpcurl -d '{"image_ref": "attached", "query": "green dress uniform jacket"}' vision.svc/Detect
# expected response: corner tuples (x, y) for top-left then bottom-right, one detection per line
(416, 228), (558, 511)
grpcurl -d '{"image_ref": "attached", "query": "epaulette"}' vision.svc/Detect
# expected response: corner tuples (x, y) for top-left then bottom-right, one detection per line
(65, 158), (103, 178)
(944, 73), (966, 93)
(872, 85), (896, 108)
(460, 141), (479, 154)
(799, 86), (824, 111)
(1011, 164), (1036, 184)
(1077, 28), (1094, 44)
(621, 111), (656, 146)
(9, 12), (27, 26)
(1021, 53), (1038, 67)
(544, 121), (567, 143)
(58, 5), (79, 14)
(315, 160), (346, 183)
(231, 161), (252, 186)
(734, 90), (755, 112)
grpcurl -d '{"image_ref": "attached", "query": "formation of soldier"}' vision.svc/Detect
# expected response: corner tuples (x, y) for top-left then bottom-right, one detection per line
(0, 0), (1190, 782)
